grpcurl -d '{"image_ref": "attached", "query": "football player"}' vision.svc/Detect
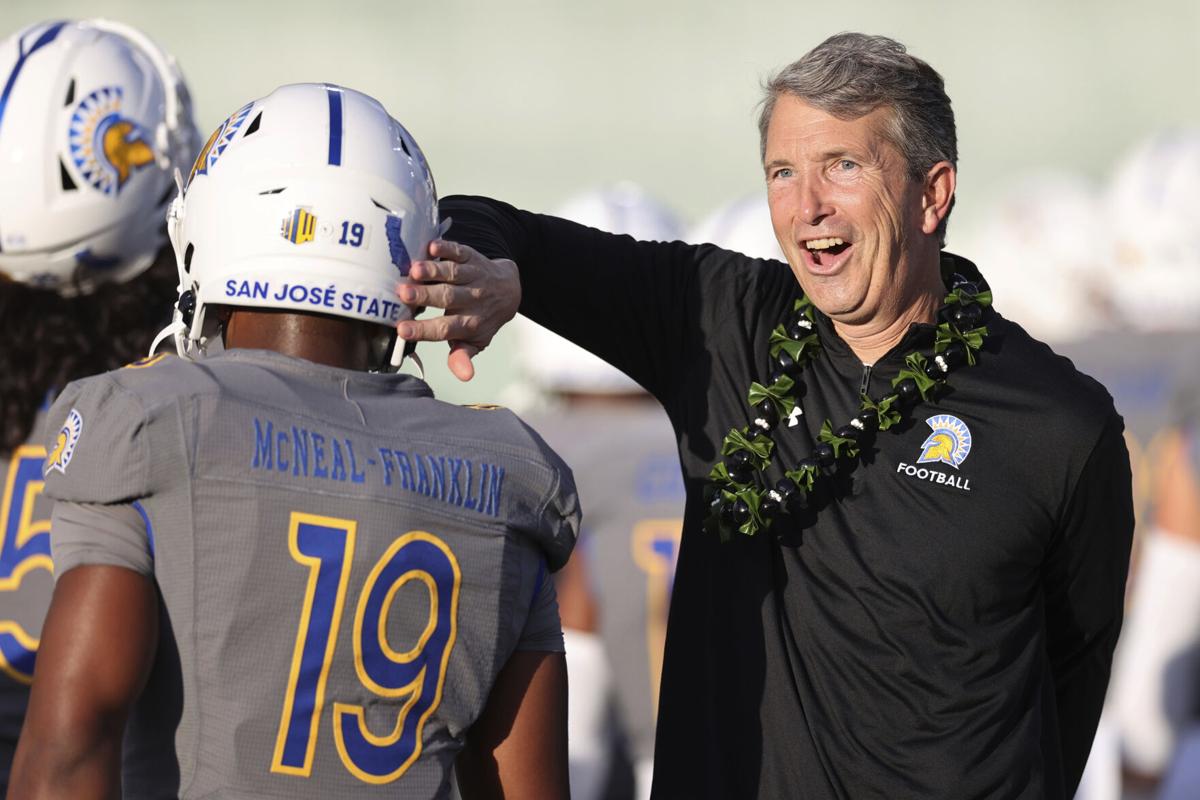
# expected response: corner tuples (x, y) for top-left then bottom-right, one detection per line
(1100, 131), (1200, 795)
(519, 183), (686, 800)
(10, 83), (579, 799)
(0, 18), (199, 792)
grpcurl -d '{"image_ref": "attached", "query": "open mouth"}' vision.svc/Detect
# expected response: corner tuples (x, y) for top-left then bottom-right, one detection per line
(803, 237), (851, 268)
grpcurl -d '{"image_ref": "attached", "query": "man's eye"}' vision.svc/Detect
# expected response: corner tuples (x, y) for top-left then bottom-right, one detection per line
(838, 160), (858, 171)
(771, 167), (794, 179)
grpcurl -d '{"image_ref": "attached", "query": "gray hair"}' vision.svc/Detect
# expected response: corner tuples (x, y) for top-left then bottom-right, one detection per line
(758, 33), (957, 242)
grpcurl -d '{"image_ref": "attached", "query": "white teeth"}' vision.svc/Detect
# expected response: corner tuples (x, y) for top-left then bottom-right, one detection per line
(805, 237), (845, 250)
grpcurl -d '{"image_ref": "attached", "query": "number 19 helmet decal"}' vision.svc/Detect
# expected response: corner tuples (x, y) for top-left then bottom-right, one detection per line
(0, 19), (200, 295)
(161, 83), (440, 367)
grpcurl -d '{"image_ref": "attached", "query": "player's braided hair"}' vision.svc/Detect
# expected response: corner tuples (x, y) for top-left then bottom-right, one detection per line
(0, 249), (178, 455)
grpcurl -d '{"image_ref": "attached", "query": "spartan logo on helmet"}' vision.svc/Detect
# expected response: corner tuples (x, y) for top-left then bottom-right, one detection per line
(187, 101), (254, 189)
(916, 414), (973, 469)
(66, 86), (156, 195)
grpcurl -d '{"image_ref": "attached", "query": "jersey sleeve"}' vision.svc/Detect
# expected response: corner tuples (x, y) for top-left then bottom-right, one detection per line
(41, 376), (149, 505)
(50, 501), (152, 578)
(1042, 415), (1134, 795)
(514, 559), (564, 653)
(515, 418), (581, 573)
(440, 195), (797, 418)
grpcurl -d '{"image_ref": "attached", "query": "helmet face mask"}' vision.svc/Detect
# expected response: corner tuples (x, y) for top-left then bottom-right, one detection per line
(0, 19), (200, 295)
(163, 83), (440, 370)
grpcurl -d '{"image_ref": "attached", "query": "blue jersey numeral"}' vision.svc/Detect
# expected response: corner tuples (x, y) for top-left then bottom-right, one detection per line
(333, 532), (460, 783)
(272, 513), (357, 776)
(0, 446), (53, 684)
(338, 221), (365, 247)
(271, 515), (460, 784)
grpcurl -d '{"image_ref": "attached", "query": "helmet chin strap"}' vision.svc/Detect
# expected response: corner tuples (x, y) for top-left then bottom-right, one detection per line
(148, 319), (184, 356)
(153, 168), (195, 358)
(385, 336), (423, 379)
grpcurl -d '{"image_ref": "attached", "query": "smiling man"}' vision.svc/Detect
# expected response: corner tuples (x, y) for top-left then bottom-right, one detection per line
(762, 96), (952, 360)
(401, 33), (1134, 799)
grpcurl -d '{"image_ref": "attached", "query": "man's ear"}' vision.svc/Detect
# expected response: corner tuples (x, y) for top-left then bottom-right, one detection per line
(921, 161), (956, 236)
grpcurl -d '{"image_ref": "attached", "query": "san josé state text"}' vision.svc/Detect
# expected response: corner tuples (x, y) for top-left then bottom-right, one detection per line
(225, 279), (405, 323)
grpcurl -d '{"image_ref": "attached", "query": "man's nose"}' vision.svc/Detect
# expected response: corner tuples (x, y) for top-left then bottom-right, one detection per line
(797, 174), (834, 227)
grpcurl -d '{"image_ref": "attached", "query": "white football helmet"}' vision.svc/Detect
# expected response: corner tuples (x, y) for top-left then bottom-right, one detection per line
(555, 182), (684, 243)
(689, 193), (786, 262)
(1105, 130), (1200, 331)
(962, 171), (1116, 342)
(161, 83), (440, 367)
(0, 19), (199, 294)
(519, 183), (683, 394)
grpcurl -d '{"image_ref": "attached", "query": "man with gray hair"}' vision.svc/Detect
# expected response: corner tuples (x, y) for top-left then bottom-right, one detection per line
(402, 33), (1133, 799)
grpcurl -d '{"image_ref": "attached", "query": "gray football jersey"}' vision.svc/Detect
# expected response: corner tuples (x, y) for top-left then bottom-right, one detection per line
(527, 401), (685, 763)
(0, 416), (55, 784)
(42, 349), (579, 799)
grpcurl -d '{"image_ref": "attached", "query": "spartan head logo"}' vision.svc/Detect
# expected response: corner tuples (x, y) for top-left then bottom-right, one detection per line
(67, 87), (156, 195)
(917, 414), (973, 469)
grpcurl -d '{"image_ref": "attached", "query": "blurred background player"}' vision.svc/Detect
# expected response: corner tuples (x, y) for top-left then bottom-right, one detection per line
(515, 182), (686, 800)
(963, 171), (1119, 344)
(0, 18), (198, 792)
(1099, 130), (1200, 800)
(1110, 367), (1200, 800)
(1103, 130), (1200, 332)
(958, 130), (1200, 800)
(11, 82), (579, 800)
(688, 193), (785, 263)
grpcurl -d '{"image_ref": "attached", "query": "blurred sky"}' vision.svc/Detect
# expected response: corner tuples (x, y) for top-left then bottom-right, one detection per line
(7, 0), (1199, 402)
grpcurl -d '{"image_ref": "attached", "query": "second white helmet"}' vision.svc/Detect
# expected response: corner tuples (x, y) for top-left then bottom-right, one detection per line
(164, 83), (440, 365)
(1105, 130), (1200, 331)
(0, 19), (199, 294)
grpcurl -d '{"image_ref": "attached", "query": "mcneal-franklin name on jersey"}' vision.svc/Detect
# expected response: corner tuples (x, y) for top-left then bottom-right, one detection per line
(251, 416), (505, 517)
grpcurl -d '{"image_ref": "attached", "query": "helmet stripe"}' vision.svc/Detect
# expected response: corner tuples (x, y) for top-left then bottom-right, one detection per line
(326, 85), (343, 166)
(0, 20), (68, 136)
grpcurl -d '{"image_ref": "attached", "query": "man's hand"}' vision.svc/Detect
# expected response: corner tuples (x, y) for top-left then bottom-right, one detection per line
(396, 240), (520, 381)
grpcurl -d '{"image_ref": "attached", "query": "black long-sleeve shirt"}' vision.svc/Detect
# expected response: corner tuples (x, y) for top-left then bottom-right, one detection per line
(442, 196), (1133, 799)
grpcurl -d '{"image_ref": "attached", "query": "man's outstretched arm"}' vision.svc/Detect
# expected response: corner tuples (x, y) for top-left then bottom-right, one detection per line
(9, 564), (158, 800)
(398, 195), (772, 403)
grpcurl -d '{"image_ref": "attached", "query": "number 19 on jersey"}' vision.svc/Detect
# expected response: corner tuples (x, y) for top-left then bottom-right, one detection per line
(271, 512), (461, 784)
